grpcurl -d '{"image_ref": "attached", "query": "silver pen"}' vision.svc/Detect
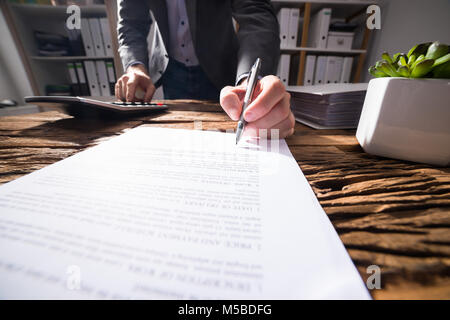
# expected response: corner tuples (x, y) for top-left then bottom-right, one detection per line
(235, 58), (262, 145)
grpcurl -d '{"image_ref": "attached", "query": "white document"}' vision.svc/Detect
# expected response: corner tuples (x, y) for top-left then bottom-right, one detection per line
(95, 60), (111, 97)
(277, 54), (291, 86)
(0, 127), (370, 299)
(287, 8), (300, 48)
(340, 57), (354, 83)
(80, 18), (95, 57)
(304, 55), (316, 86)
(277, 8), (290, 48)
(308, 8), (332, 48)
(83, 60), (101, 96)
(99, 18), (114, 57)
(88, 18), (106, 57)
(314, 55), (327, 85)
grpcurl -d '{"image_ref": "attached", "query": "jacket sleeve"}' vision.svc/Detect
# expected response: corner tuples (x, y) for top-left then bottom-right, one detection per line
(117, 0), (152, 71)
(231, 0), (280, 82)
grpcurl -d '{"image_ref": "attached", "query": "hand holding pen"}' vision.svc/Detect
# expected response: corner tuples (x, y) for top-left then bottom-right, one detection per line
(220, 59), (295, 143)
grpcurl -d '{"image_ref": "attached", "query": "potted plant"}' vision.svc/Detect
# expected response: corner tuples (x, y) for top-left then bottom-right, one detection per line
(356, 41), (450, 166)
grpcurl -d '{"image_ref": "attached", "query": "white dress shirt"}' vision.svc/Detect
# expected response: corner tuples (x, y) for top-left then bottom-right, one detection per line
(165, 0), (199, 66)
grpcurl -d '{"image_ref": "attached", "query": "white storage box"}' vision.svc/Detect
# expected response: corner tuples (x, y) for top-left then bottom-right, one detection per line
(326, 31), (354, 50)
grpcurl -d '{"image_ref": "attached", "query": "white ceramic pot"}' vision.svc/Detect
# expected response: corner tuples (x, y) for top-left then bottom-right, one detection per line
(356, 77), (450, 166)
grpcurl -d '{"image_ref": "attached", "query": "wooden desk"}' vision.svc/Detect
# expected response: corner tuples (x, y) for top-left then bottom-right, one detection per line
(0, 101), (449, 299)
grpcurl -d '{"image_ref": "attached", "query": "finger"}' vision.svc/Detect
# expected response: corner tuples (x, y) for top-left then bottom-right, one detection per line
(115, 80), (122, 101)
(243, 75), (285, 122)
(121, 76), (129, 101)
(117, 79), (126, 101)
(269, 111), (296, 139)
(246, 92), (291, 130)
(219, 86), (246, 120)
(144, 83), (156, 102)
(125, 76), (138, 102)
(244, 111), (295, 139)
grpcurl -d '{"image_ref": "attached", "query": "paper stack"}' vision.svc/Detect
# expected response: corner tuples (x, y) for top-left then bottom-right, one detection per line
(287, 83), (368, 129)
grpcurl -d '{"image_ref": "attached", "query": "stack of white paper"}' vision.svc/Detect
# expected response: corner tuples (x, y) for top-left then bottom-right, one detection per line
(288, 83), (368, 129)
(0, 127), (370, 299)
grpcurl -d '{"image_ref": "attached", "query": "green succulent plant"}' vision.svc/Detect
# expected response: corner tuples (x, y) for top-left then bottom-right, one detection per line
(369, 41), (450, 79)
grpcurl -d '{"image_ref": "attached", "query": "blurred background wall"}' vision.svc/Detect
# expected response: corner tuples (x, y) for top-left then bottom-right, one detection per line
(363, 0), (450, 81)
(0, 8), (33, 104)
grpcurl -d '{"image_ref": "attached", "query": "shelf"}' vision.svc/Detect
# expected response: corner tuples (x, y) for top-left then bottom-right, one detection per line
(281, 47), (366, 54)
(31, 56), (115, 61)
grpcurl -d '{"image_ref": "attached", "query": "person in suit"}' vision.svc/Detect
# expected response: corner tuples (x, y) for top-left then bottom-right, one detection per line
(116, 0), (295, 138)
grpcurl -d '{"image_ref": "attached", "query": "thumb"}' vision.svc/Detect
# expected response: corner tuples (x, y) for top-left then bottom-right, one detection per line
(220, 85), (246, 121)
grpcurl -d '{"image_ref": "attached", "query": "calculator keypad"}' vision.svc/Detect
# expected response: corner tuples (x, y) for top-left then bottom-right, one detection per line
(112, 101), (165, 107)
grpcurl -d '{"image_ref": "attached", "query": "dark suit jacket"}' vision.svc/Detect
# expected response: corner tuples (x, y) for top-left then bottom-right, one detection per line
(117, 0), (280, 89)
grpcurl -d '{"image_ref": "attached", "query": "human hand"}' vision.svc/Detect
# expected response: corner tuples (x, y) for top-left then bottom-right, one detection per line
(115, 64), (156, 102)
(220, 75), (295, 139)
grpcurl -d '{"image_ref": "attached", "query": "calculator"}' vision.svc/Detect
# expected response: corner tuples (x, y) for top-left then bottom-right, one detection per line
(24, 96), (169, 118)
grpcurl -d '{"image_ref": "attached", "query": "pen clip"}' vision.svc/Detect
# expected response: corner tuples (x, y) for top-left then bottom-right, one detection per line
(243, 58), (261, 104)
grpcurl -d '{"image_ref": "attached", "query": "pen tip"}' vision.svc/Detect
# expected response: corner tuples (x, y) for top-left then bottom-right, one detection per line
(235, 125), (243, 145)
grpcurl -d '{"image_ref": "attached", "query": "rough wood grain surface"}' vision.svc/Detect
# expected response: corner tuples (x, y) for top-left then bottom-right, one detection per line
(0, 101), (449, 299)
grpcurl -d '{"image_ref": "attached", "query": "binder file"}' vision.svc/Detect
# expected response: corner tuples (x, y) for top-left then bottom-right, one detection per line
(324, 56), (336, 84)
(314, 56), (327, 85)
(84, 60), (101, 96)
(74, 62), (90, 96)
(304, 55), (316, 86)
(67, 62), (81, 96)
(340, 57), (353, 83)
(105, 61), (116, 96)
(277, 54), (291, 86)
(334, 57), (344, 84)
(277, 8), (290, 48)
(66, 28), (85, 56)
(288, 53), (300, 86)
(80, 18), (95, 57)
(99, 18), (114, 57)
(88, 18), (106, 57)
(308, 8), (332, 48)
(95, 60), (111, 97)
(287, 8), (300, 48)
